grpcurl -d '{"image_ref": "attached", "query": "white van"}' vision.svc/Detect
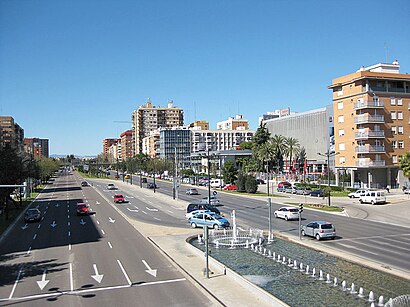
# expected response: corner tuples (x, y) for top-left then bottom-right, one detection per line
(359, 191), (386, 205)
(210, 179), (224, 188)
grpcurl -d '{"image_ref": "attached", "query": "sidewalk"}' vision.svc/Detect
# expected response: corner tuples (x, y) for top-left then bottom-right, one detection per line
(93, 179), (288, 307)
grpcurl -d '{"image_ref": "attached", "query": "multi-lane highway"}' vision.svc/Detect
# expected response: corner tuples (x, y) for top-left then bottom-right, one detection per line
(121, 174), (410, 274)
(0, 171), (213, 306)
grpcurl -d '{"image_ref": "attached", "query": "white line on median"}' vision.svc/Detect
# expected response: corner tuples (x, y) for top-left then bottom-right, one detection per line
(96, 220), (100, 225)
(69, 263), (73, 291)
(9, 267), (23, 299)
(33, 234), (37, 240)
(153, 217), (161, 221)
(142, 211), (147, 215)
(68, 231), (71, 237)
(27, 246), (31, 255)
(101, 229), (105, 235)
(117, 260), (132, 286)
(108, 242), (113, 249)
(68, 244), (71, 251)
(38, 224), (41, 229)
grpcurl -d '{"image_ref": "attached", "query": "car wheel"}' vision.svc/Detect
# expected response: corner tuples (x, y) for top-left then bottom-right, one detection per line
(191, 222), (197, 228)
(274, 213), (278, 218)
(371, 200), (375, 205)
(316, 234), (321, 241)
(285, 215), (288, 221)
(359, 199), (363, 204)
(213, 224), (219, 230)
(301, 230), (306, 236)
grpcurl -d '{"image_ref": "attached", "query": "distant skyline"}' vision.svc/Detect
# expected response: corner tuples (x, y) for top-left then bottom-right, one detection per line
(1, 0), (409, 156)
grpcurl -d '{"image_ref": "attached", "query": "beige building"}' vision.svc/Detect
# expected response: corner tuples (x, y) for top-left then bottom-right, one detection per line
(0, 116), (24, 151)
(142, 131), (160, 158)
(188, 120), (209, 130)
(329, 60), (410, 188)
(103, 138), (117, 159)
(217, 114), (248, 130)
(132, 98), (184, 155)
(120, 130), (133, 161)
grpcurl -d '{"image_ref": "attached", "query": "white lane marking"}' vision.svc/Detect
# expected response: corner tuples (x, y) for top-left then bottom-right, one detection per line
(67, 209), (69, 213)
(96, 220), (100, 225)
(67, 204), (69, 207)
(68, 231), (71, 237)
(68, 221), (70, 226)
(8, 267), (23, 299)
(117, 260), (132, 286)
(153, 217), (161, 221)
(37, 224), (41, 229)
(44, 211), (47, 215)
(69, 263), (74, 291)
(142, 211), (147, 215)
(33, 234), (37, 240)
(336, 243), (379, 256)
(108, 242), (113, 249)
(368, 239), (410, 251)
(146, 207), (158, 212)
(41, 217), (44, 221)
(134, 206), (139, 210)
(27, 246), (32, 255)
(101, 229), (105, 235)
(167, 210), (174, 214)
(127, 207), (139, 212)
(67, 215), (70, 219)
(68, 244), (71, 251)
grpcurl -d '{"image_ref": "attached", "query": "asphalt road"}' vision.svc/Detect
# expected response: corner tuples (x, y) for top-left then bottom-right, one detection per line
(0, 171), (213, 306)
(119, 174), (410, 274)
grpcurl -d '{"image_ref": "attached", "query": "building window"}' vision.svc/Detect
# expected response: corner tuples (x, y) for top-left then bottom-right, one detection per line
(337, 102), (343, 110)
(392, 140), (397, 149)
(339, 143), (345, 151)
(398, 112), (403, 120)
(338, 115), (344, 123)
(391, 112), (396, 120)
(392, 126), (397, 134)
(339, 157), (345, 164)
(391, 97), (396, 105)
(337, 88), (343, 96)
(398, 98), (403, 106)
(338, 129), (345, 136)
(392, 155), (398, 163)
(398, 141), (404, 149)
(398, 126), (404, 134)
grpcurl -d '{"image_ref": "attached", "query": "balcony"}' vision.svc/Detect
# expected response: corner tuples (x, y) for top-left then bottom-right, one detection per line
(355, 145), (385, 153)
(355, 159), (386, 167)
(354, 130), (385, 140)
(354, 100), (384, 110)
(354, 115), (384, 124)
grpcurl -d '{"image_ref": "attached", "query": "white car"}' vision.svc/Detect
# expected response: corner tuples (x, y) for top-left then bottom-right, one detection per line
(185, 209), (211, 220)
(107, 184), (116, 190)
(274, 207), (299, 221)
(359, 191), (386, 205)
(348, 189), (368, 198)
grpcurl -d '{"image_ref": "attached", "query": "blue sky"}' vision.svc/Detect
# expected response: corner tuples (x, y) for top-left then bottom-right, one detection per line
(1, 0), (409, 156)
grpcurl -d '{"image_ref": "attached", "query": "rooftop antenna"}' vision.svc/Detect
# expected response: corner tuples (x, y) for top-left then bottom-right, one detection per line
(384, 42), (388, 63)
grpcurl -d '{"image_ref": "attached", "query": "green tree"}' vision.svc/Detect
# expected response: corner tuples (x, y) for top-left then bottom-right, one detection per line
(296, 147), (307, 175)
(400, 152), (410, 180)
(235, 172), (246, 192)
(222, 160), (238, 184)
(270, 134), (286, 172)
(180, 168), (195, 177)
(284, 137), (300, 172)
(253, 123), (271, 146)
(245, 174), (258, 193)
(239, 141), (254, 150)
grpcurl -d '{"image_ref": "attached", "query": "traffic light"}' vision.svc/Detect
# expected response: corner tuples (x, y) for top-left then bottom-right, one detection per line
(299, 204), (303, 213)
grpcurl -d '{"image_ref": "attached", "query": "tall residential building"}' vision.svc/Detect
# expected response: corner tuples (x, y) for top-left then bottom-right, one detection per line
(188, 120), (209, 130)
(329, 60), (410, 188)
(258, 108), (294, 126)
(24, 138), (49, 158)
(159, 127), (191, 168)
(132, 98), (184, 155)
(190, 129), (254, 153)
(0, 116), (24, 151)
(120, 130), (133, 161)
(103, 138), (118, 159)
(217, 115), (248, 130)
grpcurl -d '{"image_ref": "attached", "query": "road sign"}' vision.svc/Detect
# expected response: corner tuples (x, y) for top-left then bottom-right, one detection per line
(213, 191), (217, 196)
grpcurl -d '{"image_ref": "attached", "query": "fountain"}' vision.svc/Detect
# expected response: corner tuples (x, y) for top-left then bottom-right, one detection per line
(369, 291), (375, 302)
(198, 234), (203, 244)
(333, 277), (338, 287)
(210, 210), (259, 248)
(358, 287), (364, 298)
(350, 283), (356, 294)
(288, 259), (292, 267)
(293, 260), (297, 269)
(299, 263), (304, 272)
(305, 265), (310, 275)
(319, 270), (324, 280)
(342, 280), (347, 291)
(326, 274), (331, 284)
(282, 256), (286, 264)
(277, 255), (281, 262)
(311, 267), (316, 277)
(378, 296), (384, 306)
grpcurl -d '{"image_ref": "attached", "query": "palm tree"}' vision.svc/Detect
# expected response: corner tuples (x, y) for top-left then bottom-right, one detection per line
(270, 134), (286, 173)
(284, 137), (300, 172)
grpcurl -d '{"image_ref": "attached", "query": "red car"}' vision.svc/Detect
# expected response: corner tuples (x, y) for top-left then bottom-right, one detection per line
(113, 194), (125, 203)
(114, 174), (120, 179)
(76, 203), (90, 216)
(223, 184), (237, 191)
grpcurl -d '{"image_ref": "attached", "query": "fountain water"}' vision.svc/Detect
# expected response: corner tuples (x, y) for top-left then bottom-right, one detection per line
(333, 277), (338, 287)
(342, 280), (347, 291)
(299, 263), (304, 272)
(282, 256), (286, 264)
(378, 295), (384, 306)
(369, 291), (375, 302)
(358, 287), (364, 298)
(311, 268), (316, 277)
(326, 274), (331, 284)
(288, 259), (292, 267)
(268, 250), (272, 258)
(293, 260), (297, 269)
(319, 270), (324, 280)
(305, 265), (310, 275)
(198, 234), (202, 244)
(350, 283), (356, 294)
(277, 255), (281, 262)
(215, 241), (219, 248)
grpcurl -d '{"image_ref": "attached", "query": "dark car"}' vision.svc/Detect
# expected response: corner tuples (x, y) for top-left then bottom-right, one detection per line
(81, 181), (88, 187)
(310, 189), (324, 197)
(24, 208), (41, 222)
(186, 203), (220, 215)
(147, 182), (157, 189)
(76, 203), (90, 216)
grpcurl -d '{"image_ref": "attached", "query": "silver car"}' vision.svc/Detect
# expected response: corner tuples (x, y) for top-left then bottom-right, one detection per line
(301, 221), (336, 240)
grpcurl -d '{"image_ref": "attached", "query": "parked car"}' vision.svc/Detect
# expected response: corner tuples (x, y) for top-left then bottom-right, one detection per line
(295, 186), (311, 195)
(189, 211), (230, 229)
(186, 203), (220, 216)
(277, 181), (292, 188)
(81, 181), (88, 187)
(210, 179), (224, 188)
(359, 191), (386, 205)
(274, 207), (299, 221)
(24, 208), (41, 222)
(76, 203), (91, 216)
(301, 221), (336, 240)
(223, 184), (237, 191)
(186, 209), (212, 220)
(114, 174), (120, 179)
(107, 184), (116, 190)
(114, 194), (125, 203)
(285, 186), (297, 194)
(147, 182), (157, 189)
(310, 189), (324, 197)
(125, 174), (130, 179)
(277, 186), (287, 192)
(348, 189), (368, 198)
(200, 196), (220, 206)
(404, 188), (410, 194)
(186, 188), (199, 195)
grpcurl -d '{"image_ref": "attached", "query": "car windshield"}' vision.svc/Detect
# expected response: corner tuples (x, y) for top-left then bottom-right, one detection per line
(77, 204), (87, 209)
(27, 209), (38, 214)
(321, 224), (333, 229)
(289, 209), (298, 213)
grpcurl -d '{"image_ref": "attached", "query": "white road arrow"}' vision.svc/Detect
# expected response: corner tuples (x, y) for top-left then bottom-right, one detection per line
(146, 207), (158, 212)
(126, 208), (139, 212)
(91, 264), (104, 283)
(108, 217), (115, 223)
(80, 219), (86, 225)
(142, 260), (157, 277)
(50, 221), (57, 228)
(37, 270), (50, 290)
(21, 224), (28, 230)
(96, 201), (100, 205)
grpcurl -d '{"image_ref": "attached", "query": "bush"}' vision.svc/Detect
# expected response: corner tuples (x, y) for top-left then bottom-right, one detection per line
(245, 175), (258, 193)
(236, 173), (246, 192)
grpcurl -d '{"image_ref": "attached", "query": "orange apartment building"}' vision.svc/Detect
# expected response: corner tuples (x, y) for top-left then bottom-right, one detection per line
(103, 138), (118, 159)
(329, 60), (410, 189)
(120, 130), (133, 161)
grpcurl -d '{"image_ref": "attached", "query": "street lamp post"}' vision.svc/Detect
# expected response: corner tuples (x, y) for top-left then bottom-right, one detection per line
(317, 151), (339, 207)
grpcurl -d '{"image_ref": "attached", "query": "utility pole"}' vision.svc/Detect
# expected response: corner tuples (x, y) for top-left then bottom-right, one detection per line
(267, 198), (272, 242)
(318, 151), (339, 207)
